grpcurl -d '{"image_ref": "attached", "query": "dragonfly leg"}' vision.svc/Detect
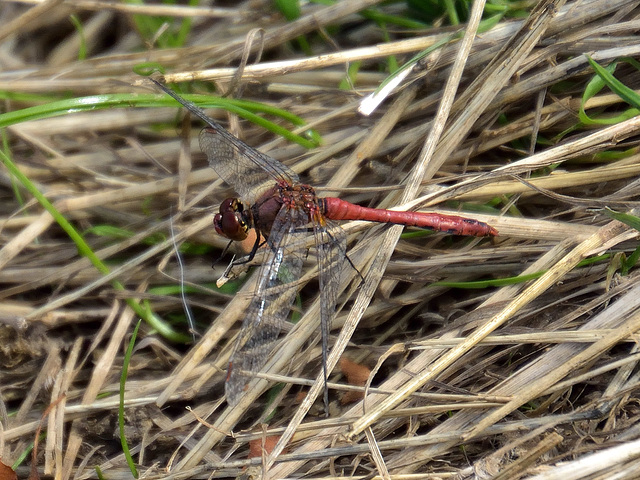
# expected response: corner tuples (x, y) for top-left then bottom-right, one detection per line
(219, 239), (234, 259)
(324, 227), (364, 283)
(215, 234), (265, 285)
(227, 232), (265, 266)
(344, 252), (364, 283)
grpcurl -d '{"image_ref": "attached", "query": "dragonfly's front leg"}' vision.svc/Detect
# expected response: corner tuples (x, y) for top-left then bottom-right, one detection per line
(216, 231), (268, 288)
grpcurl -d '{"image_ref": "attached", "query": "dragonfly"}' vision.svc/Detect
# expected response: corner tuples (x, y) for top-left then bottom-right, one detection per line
(152, 79), (498, 408)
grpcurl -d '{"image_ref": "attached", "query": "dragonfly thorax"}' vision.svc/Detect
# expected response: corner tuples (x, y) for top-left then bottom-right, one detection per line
(214, 197), (251, 241)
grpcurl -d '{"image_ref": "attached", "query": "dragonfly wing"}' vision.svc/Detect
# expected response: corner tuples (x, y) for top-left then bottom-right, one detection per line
(200, 127), (299, 204)
(225, 204), (308, 406)
(313, 217), (347, 405)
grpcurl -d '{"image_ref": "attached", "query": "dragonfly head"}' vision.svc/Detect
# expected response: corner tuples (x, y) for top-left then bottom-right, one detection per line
(214, 198), (250, 241)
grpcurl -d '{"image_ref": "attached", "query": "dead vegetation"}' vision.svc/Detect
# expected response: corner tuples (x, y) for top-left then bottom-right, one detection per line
(1, 0), (640, 479)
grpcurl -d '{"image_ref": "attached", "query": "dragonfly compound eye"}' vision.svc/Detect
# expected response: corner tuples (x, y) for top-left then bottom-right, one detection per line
(214, 198), (249, 241)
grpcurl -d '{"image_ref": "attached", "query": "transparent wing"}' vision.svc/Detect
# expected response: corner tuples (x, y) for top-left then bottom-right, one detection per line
(200, 127), (299, 204)
(225, 204), (308, 406)
(313, 217), (347, 406)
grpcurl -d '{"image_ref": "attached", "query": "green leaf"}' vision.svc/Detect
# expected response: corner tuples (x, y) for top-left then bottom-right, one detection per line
(274, 0), (301, 20)
(604, 207), (640, 231)
(0, 92), (321, 148)
(433, 254), (610, 288)
(623, 244), (640, 273)
(69, 14), (87, 61)
(580, 57), (640, 125)
(0, 149), (191, 343)
(119, 319), (141, 478)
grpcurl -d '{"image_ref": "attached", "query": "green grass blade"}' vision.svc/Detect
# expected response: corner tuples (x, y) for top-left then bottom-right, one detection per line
(119, 319), (141, 478)
(604, 207), (640, 231)
(0, 93), (319, 148)
(587, 56), (640, 109)
(580, 57), (640, 124)
(0, 149), (190, 343)
(69, 14), (87, 61)
(433, 254), (610, 288)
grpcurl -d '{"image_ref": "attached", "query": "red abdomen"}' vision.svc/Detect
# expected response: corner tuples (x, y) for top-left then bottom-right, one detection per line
(321, 197), (497, 237)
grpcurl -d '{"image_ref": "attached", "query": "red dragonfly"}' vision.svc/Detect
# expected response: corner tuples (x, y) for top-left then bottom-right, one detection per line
(153, 79), (498, 407)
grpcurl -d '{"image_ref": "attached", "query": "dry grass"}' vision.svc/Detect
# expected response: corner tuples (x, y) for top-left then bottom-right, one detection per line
(2, 1), (640, 479)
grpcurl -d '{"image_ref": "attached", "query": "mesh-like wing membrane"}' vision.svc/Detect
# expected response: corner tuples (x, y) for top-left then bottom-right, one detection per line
(199, 127), (298, 204)
(225, 205), (307, 406)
